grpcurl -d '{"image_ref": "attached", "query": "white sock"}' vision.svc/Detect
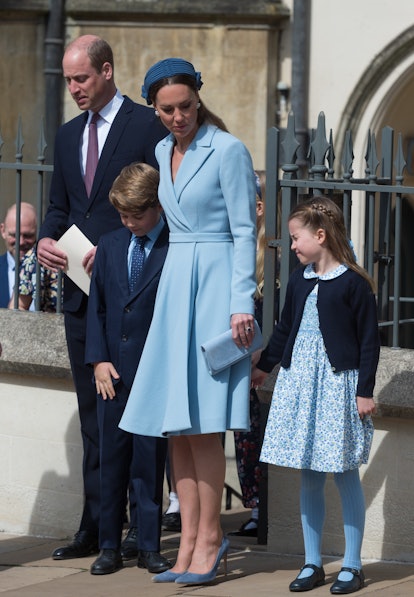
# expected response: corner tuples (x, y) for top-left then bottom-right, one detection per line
(165, 491), (180, 514)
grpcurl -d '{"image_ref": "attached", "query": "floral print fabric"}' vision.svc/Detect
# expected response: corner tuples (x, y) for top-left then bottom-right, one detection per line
(260, 264), (373, 473)
(19, 247), (61, 312)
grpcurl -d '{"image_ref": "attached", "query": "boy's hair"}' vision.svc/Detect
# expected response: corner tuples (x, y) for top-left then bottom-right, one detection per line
(109, 162), (160, 216)
(289, 195), (376, 291)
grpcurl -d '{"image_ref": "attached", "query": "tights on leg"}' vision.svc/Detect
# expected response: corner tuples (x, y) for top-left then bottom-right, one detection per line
(298, 469), (326, 578)
(334, 469), (365, 579)
(298, 468), (365, 581)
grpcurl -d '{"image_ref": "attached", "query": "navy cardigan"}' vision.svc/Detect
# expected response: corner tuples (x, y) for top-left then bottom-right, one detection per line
(257, 266), (380, 397)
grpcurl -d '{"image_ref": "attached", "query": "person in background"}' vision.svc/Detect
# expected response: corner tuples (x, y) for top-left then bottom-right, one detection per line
(85, 162), (171, 575)
(161, 442), (181, 533)
(0, 202), (37, 308)
(119, 58), (257, 585)
(36, 34), (166, 562)
(9, 247), (60, 312)
(229, 170), (280, 538)
(252, 196), (380, 595)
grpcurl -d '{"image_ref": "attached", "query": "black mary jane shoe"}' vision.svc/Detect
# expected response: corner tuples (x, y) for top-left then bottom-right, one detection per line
(330, 567), (365, 594)
(289, 564), (325, 592)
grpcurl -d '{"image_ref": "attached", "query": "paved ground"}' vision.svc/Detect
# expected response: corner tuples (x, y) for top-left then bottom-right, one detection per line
(2, 507), (414, 597)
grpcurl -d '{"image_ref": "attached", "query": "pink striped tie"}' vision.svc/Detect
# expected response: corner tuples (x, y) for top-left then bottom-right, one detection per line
(84, 112), (100, 197)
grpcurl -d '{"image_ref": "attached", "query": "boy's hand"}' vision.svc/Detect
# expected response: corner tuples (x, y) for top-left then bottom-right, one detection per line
(94, 362), (120, 400)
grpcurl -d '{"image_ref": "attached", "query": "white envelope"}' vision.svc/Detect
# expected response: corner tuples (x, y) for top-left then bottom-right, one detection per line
(56, 224), (94, 295)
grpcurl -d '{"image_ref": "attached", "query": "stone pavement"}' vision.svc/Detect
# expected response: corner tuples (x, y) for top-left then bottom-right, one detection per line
(1, 507), (414, 596)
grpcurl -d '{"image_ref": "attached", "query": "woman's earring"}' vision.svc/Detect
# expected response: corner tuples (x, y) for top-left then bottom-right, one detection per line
(154, 110), (159, 117)
(196, 102), (201, 109)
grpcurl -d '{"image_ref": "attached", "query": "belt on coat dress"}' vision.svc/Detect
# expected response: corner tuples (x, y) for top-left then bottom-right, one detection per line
(169, 232), (233, 243)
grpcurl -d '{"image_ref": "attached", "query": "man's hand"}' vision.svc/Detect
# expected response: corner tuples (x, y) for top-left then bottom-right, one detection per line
(82, 246), (97, 276)
(37, 237), (67, 272)
(94, 362), (120, 400)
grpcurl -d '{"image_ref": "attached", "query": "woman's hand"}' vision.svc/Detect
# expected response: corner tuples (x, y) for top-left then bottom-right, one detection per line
(356, 396), (376, 419)
(231, 313), (255, 348)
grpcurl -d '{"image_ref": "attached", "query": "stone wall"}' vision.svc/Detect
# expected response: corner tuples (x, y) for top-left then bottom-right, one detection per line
(0, 309), (80, 538)
(0, 0), (289, 240)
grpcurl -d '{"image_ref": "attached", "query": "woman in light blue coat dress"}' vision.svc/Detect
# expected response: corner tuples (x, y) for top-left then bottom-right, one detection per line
(119, 58), (257, 584)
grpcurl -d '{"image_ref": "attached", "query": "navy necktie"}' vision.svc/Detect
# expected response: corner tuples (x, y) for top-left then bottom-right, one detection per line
(129, 235), (148, 293)
(84, 112), (100, 197)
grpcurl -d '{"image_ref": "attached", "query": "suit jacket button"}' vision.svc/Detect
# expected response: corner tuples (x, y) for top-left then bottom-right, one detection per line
(331, 366), (336, 372)
(85, 212), (91, 219)
(121, 335), (127, 342)
(124, 307), (131, 313)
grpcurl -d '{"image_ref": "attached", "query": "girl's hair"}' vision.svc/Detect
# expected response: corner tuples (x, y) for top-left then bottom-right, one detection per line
(148, 74), (229, 132)
(289, 195), (376, 291)
(109, 162), (160, 217)
(254, 170), (280, 300)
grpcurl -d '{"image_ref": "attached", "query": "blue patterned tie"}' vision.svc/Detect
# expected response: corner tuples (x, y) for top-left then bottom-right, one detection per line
(129, 235), (147, 293)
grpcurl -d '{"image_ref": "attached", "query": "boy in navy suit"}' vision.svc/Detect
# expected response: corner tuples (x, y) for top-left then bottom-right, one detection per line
(85, 162), (170, 575)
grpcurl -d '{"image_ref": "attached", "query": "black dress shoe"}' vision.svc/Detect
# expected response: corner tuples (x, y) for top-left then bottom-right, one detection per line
(90, 549), (123, 575)
(52, 530), (99, 560)
(161, 512), (181, 532)
(228, 517), (258, 537)
(121, 527), (138, 560)
(289, 564), (325, 592)
(137, 550), (172, 573)
(330, 568), (365, 594)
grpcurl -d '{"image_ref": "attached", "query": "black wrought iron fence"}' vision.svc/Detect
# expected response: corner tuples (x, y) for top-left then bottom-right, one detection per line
(262, 112), (414, 350)
(0, 118), (63, 313)
(2, 113), (414, 348)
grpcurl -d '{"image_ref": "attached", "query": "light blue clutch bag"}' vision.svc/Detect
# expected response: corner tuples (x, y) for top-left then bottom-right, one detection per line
(201, 319), (263, 376)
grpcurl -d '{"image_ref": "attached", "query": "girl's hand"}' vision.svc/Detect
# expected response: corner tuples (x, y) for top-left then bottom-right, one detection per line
(251, 348), (262, 366)
(231, 313), (255, 348)
(357, 396), (376, 419)
(251, 366), (268, 388)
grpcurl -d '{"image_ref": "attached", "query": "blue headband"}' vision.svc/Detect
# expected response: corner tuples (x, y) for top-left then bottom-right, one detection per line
(141, 58), (203, 104)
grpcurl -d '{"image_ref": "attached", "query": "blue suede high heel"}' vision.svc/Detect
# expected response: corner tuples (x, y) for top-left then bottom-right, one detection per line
(152, 569), (186, 583)
(175, 536), (229, 585)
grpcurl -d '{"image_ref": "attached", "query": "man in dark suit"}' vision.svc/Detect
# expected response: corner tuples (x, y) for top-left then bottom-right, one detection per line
(37, 35), (166, 561)
(85, 162), (170, 575)
(0, 203), (37, 308)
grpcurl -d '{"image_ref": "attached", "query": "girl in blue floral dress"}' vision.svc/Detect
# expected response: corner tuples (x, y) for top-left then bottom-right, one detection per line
(253, 196), (380, 595)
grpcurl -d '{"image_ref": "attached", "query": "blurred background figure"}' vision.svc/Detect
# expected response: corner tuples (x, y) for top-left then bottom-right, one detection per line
(230, 171), (279, 537)
(0, 202), (37, 308)
(9, 246), (61, 312)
